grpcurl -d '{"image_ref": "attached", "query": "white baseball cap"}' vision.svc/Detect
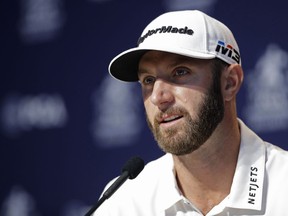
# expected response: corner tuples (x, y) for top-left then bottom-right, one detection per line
(109, 10), (241, 82)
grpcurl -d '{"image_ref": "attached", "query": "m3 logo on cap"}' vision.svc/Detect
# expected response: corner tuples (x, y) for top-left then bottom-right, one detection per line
(215, 40), (241, 64)
(137, 26), (194, 45)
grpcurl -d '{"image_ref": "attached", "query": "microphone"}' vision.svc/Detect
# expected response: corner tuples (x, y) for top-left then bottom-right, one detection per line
(84, 156), (145, 216)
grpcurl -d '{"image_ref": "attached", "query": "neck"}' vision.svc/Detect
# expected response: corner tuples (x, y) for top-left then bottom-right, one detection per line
(172, 116), (240, 215)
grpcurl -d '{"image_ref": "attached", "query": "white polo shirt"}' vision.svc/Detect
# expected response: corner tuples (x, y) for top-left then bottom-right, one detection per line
(93, 120), (288, 216)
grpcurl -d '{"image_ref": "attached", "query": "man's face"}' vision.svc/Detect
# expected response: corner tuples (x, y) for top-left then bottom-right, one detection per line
(138, 51), (224, 155)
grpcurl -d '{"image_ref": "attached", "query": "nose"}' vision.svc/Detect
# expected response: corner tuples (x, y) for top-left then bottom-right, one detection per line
(150, 79), (174, 109)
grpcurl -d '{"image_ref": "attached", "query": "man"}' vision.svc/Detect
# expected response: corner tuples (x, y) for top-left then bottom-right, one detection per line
(94, 10), (288, 215)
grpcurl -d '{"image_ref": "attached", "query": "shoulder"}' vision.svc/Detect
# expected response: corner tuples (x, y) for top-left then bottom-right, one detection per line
(265, 142), (288, 164)
(264, 142), (288, 188)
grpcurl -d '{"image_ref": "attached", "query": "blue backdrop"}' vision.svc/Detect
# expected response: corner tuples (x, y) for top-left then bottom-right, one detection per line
(1, 0), (288, 215)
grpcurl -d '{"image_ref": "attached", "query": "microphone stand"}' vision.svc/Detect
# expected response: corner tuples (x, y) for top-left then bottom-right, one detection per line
(84, 171), (130, 216)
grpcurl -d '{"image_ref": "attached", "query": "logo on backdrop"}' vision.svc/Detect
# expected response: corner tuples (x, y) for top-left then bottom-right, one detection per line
(243, 44), (288, 132)
(0, 93), (68, 137)
(91, 75), (143, 148)
(0, 186), (39, 216)
(19, 0), (65, 43)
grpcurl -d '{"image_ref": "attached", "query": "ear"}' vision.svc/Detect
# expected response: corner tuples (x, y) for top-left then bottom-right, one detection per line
(222, 64), (244, 101)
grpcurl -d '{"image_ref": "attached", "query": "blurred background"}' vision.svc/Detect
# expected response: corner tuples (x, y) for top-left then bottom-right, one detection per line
(1, 0), (288, 215)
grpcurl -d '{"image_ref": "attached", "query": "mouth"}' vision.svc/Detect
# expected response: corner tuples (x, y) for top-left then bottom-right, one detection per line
(159, 114), (183, 124)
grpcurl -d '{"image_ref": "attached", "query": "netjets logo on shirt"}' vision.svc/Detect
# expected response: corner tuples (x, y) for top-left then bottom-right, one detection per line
(137, 26), (194, 45)
(215, 40), (241, 64)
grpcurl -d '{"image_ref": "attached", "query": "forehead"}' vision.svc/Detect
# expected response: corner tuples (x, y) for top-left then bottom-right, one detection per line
(138, 51), (213, 69)
(140, 51), (189, 63)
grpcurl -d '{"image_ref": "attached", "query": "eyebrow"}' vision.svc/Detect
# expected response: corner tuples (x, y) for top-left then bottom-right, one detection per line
(168, 56), (194, 67)
(137, 68), (149, 77)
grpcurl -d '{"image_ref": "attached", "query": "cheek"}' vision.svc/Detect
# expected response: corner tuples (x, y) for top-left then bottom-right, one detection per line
(175, 88), (188, 103)
(175, 87), (198, 105)
(179, 91), (206, 117)
(141, 87), (152, 101)
(143, 99), (154, 122)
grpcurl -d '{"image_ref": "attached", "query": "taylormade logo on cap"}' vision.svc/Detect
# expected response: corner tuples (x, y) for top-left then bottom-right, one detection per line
(137, 26), (194, 45)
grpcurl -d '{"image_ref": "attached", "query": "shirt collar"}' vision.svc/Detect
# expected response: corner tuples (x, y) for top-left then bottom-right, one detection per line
(226, 119), (266, 211)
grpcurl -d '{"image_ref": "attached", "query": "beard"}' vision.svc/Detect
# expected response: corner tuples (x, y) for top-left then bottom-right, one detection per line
(146, 78), (224, 156)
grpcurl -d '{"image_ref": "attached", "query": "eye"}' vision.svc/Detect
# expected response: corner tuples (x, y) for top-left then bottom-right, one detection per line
(174, 68), (190, 77)
(141, 76), (156, 85)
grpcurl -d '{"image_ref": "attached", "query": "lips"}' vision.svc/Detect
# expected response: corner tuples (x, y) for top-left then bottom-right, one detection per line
(159, 114), (183, 124)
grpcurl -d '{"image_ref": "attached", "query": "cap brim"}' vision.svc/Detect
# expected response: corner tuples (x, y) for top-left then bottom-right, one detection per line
(109, 47), (216, 82)
(109, 48), (147, 82)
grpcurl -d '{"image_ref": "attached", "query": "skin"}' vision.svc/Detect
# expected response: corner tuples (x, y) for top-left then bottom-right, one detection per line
(138, 51), (244, 215)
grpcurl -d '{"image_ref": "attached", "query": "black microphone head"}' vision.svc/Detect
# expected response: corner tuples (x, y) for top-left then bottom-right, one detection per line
(121, 156), (145, 179)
